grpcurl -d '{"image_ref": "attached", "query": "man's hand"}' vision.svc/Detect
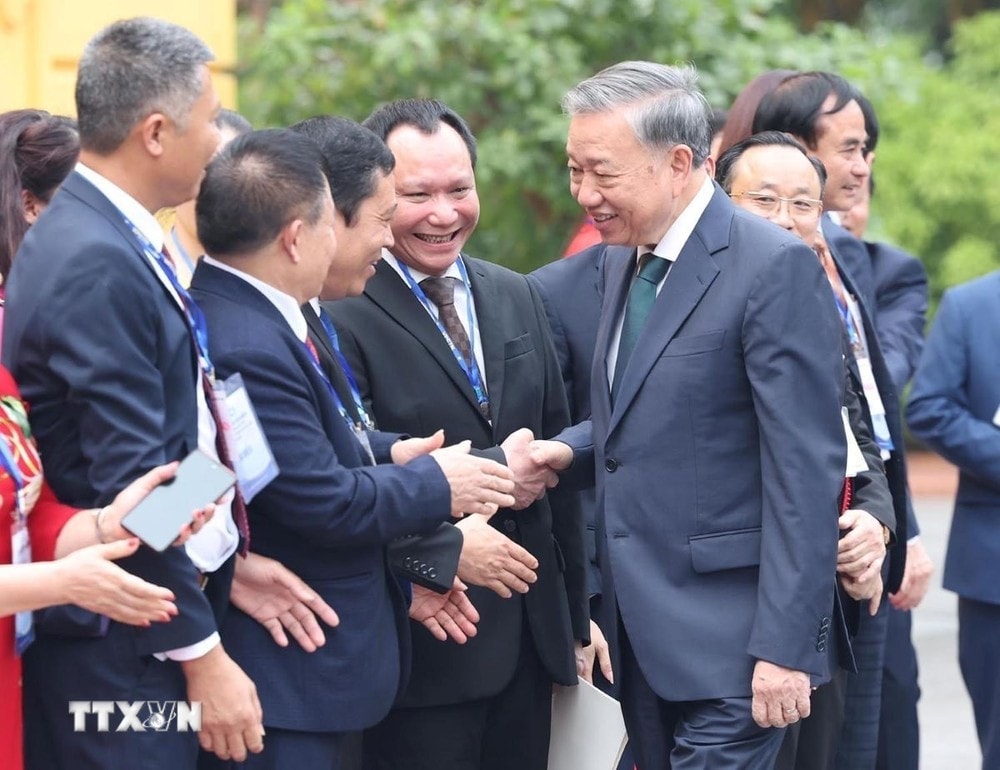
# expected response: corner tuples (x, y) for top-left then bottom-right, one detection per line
(751, 660), (811, 728)
(837, 509), (887, 583)
(501, 428), (559, 509)
(840, 571), (884, 616)
(527, 439), (574, 473)
(409, 578), (480, 644)
(231, 553), (340, 652)
(391, 429), (445, 465)
(889, 539), (934, 611)
(455, 514), (538, 598)
(431, 441), (516, 517)
(182, 645), (264, 762)
(578, 619), (613, 685)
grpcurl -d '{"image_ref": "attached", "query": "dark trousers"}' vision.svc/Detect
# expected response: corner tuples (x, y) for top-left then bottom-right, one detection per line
(835, 599), (889, 769)
(362, 630), (552, 770)
(618, 625), (784, 769)
(775, 669), (847, 770)
(876, 607), (920, 770)
(958, 597), (1000, 769)
(204, 728), (361, 770)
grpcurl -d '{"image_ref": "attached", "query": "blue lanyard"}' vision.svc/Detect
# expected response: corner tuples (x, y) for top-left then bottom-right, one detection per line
(122, 215), (215, 378)
(833, 292), (863, 354)
(0, 435), (26, 525)
(397, 259), (489, 411)
(316, 310), (375, 430)
(303, 340), (358, 432)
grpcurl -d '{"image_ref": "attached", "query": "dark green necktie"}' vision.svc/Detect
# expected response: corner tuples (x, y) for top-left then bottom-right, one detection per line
(612, 253), (671, 401)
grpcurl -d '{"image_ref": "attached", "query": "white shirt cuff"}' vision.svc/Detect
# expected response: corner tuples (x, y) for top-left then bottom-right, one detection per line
(153, 633), (221, 662)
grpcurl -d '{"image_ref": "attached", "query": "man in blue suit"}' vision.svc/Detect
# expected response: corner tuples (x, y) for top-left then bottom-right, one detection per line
(532, 61), (847, 768)
(3, 18), (264, 767)
(907, 271), (1000, 769)
(190, 129), (516, 769)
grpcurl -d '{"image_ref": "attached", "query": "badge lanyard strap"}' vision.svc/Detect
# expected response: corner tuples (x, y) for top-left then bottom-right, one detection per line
(121, 215), (215, 379)
(0, 435), (26, 525)
(303, 341), (363, 435)
(834, 293), (863, 353)
(316, 311), (375, 431)
(397, 260), (489, 411)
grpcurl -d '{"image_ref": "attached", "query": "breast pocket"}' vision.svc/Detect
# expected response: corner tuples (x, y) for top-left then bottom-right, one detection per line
(661, 329), (726, 358)
(504, 333), (535, 360)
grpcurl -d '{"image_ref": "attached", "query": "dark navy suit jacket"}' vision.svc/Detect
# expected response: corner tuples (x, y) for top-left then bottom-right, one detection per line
(907, 270), (1000, 606)
(558, 186), (847, 700)
(3, 170), (215, 650)
(190, 262), (453, 732)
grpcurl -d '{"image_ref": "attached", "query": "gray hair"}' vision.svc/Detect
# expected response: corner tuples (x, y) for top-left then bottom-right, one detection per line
(562, 61), (712, 168)
(75, 17), (214, 154)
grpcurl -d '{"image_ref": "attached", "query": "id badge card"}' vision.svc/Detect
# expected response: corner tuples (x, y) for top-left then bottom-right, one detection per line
(354, 423), (376, 466)
(841, 407), (869, 478)
(211, 373), (279, 502)
(11, 521), (35, 655)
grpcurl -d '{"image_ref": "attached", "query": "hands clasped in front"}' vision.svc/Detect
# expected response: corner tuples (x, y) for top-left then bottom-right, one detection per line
(837, 508), (887, 615)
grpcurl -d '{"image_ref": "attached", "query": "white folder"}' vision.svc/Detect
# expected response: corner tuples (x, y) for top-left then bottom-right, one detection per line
(548, 677), (629, 770)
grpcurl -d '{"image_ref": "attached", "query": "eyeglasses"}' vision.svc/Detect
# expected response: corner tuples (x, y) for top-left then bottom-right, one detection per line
(730, 191), (823, 218)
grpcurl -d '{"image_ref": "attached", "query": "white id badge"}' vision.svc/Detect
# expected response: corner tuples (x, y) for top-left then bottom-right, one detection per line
(212, 373), (279, 502)
(842, 407), (869, 478)
(11, 522), (35, 654)
(856, 356), (894, 456)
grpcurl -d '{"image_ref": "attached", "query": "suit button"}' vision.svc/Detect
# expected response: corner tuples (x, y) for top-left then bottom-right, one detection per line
(503, 519), (517, 534)
(420, 565), (429, 576)
(428, 568), (437, 579)
(816, 641), (827, 652)
(605, 458), (618, 473)
(403, 557), (412, 568)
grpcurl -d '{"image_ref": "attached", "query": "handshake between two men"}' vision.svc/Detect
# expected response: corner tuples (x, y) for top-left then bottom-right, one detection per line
(231, 427), (562, 651)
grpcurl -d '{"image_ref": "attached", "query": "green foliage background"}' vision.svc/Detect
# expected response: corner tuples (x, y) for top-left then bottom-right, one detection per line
(238, 1), (996, 309)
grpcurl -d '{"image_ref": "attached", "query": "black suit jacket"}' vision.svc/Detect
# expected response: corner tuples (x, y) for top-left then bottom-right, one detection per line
(325, 256), (587, 706)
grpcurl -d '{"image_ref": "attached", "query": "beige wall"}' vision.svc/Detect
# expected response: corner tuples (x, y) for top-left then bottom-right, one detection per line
(0, 0), (237, 115)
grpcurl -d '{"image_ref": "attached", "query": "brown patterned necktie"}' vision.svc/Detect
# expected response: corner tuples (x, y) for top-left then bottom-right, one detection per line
(420, 276), (474, 367)
(419, 276), (490, 421)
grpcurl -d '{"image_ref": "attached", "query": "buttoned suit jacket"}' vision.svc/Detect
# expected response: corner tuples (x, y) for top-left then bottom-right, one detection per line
(906, 270), (1000, 606)
(325, 255), (587, 707)
(3, 171), (220, 768)
(558, 186), (848, 701)
(190, 262), (453, 732)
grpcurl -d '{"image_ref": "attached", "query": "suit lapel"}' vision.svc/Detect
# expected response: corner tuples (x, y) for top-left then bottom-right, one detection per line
(365, 260), (486, 418)
(302, 305), (362, 425)
(466, 257), (502, 432)
(592, 250), (634, 431)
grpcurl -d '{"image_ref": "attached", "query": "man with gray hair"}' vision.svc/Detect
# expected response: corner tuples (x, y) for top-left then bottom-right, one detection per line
(530, 61), (847, 767)
(3, 17), (264, 768)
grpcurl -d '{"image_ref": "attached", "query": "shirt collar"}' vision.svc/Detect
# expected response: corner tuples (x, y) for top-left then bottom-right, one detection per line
(75, 162), (164, 252)
(643, 176), (716, 263)
(202, 255), (308, 341)
(381, 249), (464, 285)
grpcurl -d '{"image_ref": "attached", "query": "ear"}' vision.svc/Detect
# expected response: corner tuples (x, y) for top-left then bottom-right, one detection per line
(667, 145), (694, 195)
(865, 151), (876, 169)
(138, 112), (170, 158)
(22, 189), (45, 224)
(279, 219), (305, 264)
